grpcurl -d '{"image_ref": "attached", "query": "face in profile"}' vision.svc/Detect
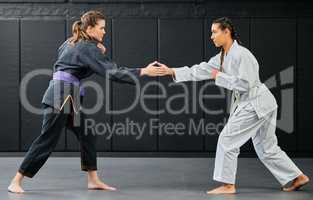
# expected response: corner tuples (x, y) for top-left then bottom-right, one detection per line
(86, 19), (106, 42)
(210, 23), (229, 48)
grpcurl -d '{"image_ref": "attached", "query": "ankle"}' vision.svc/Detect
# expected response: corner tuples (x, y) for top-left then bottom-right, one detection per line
(13, 172), (24, 183)
(11, 179), (22, 185)
(88, 176), (99, 182)
(223, 184), (235, 188)
(297, 174), (305, 179)
(298, 174), (309, 180)
(87, 172), (99, 181)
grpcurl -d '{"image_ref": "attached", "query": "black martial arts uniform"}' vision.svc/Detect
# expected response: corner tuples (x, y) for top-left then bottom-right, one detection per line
(18, 39), (141, 178)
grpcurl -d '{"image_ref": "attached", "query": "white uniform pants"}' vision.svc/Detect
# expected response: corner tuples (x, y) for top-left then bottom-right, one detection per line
(213, 103), (302, 185)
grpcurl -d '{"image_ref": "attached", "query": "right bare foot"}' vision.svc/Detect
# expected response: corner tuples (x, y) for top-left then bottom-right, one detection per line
(8, 181), (25, 194)
(282, 174), (310, 192)
(87, 170), (116, 191)
(88, 180), (116, 191)
(207, 184), (236, 194)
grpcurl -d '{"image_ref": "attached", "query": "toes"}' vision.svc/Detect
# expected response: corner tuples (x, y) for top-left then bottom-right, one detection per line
(88, 183), (117, 191)
(206, 187), (236, 195)
(105, 186), (116, 191)
(101, 184), (116, 191)
(8, 187), (25, 194)
(282, 187), (292, 192)
(206, 189), (221, 194)
(282, 186), (298, 192)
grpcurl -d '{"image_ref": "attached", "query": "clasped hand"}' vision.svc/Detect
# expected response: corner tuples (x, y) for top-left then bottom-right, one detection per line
(95, 44), (173, 77)
(141, 61), (174, 77)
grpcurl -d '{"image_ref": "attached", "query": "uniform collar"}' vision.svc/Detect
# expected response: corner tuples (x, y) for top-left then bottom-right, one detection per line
(225, 40), (238, 56)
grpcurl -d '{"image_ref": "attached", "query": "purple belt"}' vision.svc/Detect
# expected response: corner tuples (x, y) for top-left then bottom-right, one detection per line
(53, 71), (85, 96)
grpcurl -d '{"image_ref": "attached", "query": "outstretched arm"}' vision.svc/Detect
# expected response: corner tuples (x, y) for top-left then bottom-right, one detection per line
(153, 54), (221, 82)
(83, 43), (163, 84)
(154, 56), (249, 93)
(155, 60), (219, 82)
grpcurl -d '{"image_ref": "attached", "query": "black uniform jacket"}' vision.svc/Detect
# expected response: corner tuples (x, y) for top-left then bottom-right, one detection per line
(41, 39), (141, 113)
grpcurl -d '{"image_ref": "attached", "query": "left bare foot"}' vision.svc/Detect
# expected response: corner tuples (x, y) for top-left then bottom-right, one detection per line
(207, 184), (236, 194)
(282, 174), (310, 192)
(88, 180), (116, 191)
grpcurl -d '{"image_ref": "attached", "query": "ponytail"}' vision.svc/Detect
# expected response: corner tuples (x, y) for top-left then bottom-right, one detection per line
(69, 20), (82, 44)
(68, 10), (105, 44)
(220, 49), (225, 72)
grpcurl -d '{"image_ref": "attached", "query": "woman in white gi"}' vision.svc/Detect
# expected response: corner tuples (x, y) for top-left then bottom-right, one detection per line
(155, 17), (309, 194)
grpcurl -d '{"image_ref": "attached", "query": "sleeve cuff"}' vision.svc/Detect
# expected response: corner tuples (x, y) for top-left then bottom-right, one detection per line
(172, 67), (189, 83)
(215, 72), (230, 89)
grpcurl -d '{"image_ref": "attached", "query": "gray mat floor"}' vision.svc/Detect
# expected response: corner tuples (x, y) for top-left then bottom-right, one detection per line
(1, 157), (312, 200)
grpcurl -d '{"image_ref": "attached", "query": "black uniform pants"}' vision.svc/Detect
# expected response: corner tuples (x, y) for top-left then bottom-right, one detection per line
(18, 104), (97, 178)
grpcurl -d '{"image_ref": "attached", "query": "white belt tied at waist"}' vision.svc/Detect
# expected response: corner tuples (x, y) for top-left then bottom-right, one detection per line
(230, 83), (265, 114)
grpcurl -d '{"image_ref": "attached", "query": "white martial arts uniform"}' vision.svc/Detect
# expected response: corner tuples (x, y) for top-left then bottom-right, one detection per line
(173, 40), (302, 185)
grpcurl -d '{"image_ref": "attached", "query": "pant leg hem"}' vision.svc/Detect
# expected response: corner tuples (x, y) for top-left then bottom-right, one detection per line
(18, 169), (35, 178)
(213, 176), (235, 184)
(81, 165), (97, 172)
(280, 171), (303, 186)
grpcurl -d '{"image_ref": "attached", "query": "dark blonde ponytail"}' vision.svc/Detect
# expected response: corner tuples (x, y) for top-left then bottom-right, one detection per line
(69, 10), (105, 44)
(70, 20), (84, 44)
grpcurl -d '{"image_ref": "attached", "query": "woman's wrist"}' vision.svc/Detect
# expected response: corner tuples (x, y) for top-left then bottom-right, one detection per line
(140, 68), (146, 76)
(169, 68), (175, 76)
(212, 69), (219, 79)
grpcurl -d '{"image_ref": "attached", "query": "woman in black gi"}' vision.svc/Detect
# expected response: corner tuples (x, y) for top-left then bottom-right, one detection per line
(8, 10), (161, 193)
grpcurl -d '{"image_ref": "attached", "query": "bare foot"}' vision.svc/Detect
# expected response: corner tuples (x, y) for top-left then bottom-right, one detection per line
(88, 180), (116, 191)
(207, 184), (236, 194)
(282, 174), (310, 192)
(8, 181), (25, 194)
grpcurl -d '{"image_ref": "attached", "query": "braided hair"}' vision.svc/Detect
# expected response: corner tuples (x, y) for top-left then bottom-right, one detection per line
(212, 17), (241, 71)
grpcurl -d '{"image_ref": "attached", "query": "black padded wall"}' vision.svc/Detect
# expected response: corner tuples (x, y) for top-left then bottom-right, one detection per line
(0, 19), (19, 151)
(20, 19), (66, 151)
(158, 19), (204, 151)
(111, 18), (158, 151)
(297, 18), (313, 154)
